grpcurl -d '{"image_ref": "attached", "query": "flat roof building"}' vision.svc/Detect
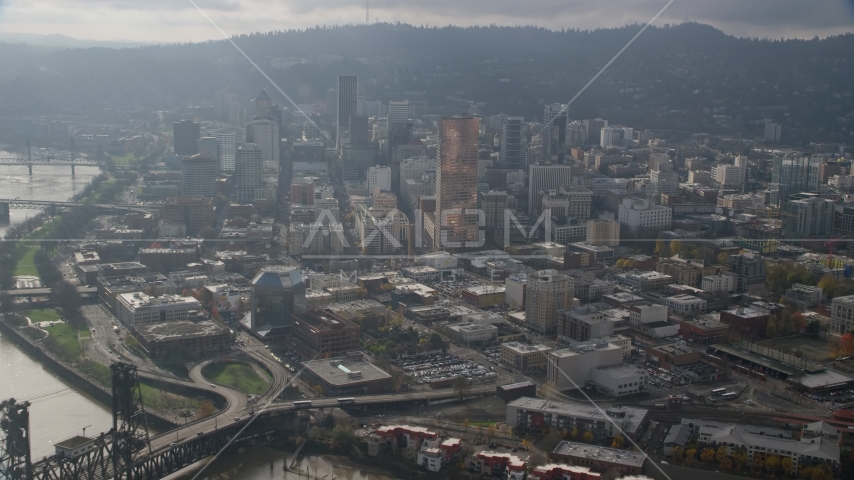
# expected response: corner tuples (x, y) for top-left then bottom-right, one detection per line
(500, 342), (552, 374)
(301, 352), (392, 395)
(133, 319), (230, 359)
(547, 339), (623, 391)
(289, 309), (361, 360)
(115, 292), (201, 326)
(552, 441), (647, 475)
(507, 397), (648, 440)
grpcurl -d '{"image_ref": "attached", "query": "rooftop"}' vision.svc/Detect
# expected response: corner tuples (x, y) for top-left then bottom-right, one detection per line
(54, 436), (95, 450)
(134, 319), (229, 342)
(117, 293), (200, 311)
(552, 441), (646, 468)
(592, 363), (646, 379)
(509, 397), (647, 434)
(302, 357), (392, 386)
(502, 342), (552, 354)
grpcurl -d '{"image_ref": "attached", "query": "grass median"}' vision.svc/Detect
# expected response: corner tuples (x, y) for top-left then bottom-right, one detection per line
(202, 362), (270, 395)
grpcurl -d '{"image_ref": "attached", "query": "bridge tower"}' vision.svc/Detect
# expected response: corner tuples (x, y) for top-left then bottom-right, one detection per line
(110, 363), (151, 478)
(0, 399), (32, 480)
(26, 137), (32, 176)
(70, 137), (75, 177)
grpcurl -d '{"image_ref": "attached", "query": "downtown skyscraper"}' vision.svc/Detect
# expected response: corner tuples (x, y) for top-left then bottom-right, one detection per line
(499, 117), (525, 170)
(337, 75), (358, 149)
(433, 116), (480, 250)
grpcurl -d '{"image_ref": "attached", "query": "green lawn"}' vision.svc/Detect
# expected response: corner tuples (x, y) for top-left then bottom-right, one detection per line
(139, 382), (211, 413)
(42, 322), (86, 360)
(202, 362), (270, 395)
(23, 308), (61, 324)
(14, 246), (40, 276)
(110, 153), (137, 165)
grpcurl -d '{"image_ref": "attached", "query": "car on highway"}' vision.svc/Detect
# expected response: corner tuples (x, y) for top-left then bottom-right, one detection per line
(210, 384), (216, 388)
(169, 442), (177, 447)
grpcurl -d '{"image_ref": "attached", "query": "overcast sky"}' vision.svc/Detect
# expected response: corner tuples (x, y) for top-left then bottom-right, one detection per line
(1, 0), (852, 43)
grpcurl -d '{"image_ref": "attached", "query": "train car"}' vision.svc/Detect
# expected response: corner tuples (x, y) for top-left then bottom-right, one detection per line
(337, 397), (355, 404)
(293, 400), (312, 408)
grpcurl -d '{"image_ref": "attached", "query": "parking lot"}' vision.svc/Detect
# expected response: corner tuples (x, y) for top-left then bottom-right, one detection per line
(627, 360), (689, 388)
(394, 352), (496, 384)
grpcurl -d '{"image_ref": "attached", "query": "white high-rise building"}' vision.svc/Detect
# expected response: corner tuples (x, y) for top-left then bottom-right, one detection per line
(600, 126), (634, 148)
(213, 130), (237, 172)
(388, 100), (410, 123)
(712, 156), (748, 188)
(368, 165), (392, 192)
(235, 143), (263, 202)
(337, 76), (358, 149)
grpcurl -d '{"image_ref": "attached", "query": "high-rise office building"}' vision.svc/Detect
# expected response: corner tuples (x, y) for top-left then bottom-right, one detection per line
(254, 89), (273, 120)
(583, 118), (608, 145)
(770, 155), (820, 206)
(173, 120), (200, 156)
(246, 119), (280, 173)
(600, 126), (634, 148)
(181, 154), (217, 196)
(433, 116), (480, 250)
(388, 100), (410, 123)
(198, 137), (219, 168)
(368, 165), (392, 192)
(348, 115), (371, 146)
(213, 130), (237, 172)
(234, 143), (263, 202)
(250, 266), (306, 331)
(542, 104), (567, 162)
(499, 117), (525, 170)
(337, 75), (358, 148)
(526, 269), (574, 335)
(528, 164), (572, 215)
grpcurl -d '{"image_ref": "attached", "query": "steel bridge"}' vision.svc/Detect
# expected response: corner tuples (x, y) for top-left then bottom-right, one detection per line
(0, 158), (105, 175)
(0, 199), (148, 223)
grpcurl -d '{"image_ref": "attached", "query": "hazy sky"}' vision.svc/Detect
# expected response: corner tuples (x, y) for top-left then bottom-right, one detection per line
(1, 0), (853, 42)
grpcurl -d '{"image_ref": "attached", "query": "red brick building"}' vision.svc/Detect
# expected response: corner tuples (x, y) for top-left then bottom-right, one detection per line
(719, 306), (769, 338)
(678, 316), (730, 344)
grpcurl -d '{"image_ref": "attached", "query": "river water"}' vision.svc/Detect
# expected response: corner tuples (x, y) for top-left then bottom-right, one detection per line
(0, 155), (101, 237)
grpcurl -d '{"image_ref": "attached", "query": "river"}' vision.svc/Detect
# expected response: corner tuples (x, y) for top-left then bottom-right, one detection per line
(0, 154), (102, 237)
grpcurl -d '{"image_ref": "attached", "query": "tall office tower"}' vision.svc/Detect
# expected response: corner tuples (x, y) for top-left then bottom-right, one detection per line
(388, 100), (410, 123)
(173, 119), (200, 156)
(764, 122), (782, 142)
(542, 104), (567, 162)
(499, 117), (525, 170)
(583, 118), (608, 145)
(770, 155), (819, 206)
(727, 252), (766, 294)
(214, 91), (227, 120)
(181, 154), (218, 196)
(213, 130), (237, 172)
(234, 143), (263, 202)
(254, 89), (273, 120)
(649, 162), (679, 197)
(566, 120), (588, 147)
(349, 115), (371, 146)
(433, 116), (480, 250)
(368, 165), (392, 192)
(337, 75), (358, 149)
(198, 136), (219, 169)
(526, 269), (574, 336)
(528, 164), (572, 215)
(249, 266), (306, 331)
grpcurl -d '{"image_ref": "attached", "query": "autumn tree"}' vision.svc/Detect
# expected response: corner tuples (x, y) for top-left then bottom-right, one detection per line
(715, 446), (727, 464)
(612, 434), (625, 448)
(487, 424), (497, 442)
(717, 252), (729, 266)
(720, 456), (733, 472)
(685, 448), (697, 466)
(196, 401), (216, 419)
(582, 431), (595, 443)
(700, 447), (716, 463)
(570, 427), (580, 439)
(462, 418), (470, 432)
(671, 446), (684, 464)
(521, 437), (533, 450)
(764, 454), (780, 472)
(838, 333), (854, 358)
(791, 311), (806, 332)
(817, 276), (838, 298)
(732, 447), (748, 469)
(781, 456), (793, 474)
(669, 240), (683, 257)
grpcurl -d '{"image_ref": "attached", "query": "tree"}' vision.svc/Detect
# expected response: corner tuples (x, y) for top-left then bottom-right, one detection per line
(669, 240), (683, 257)
(671, 446), (684, 464)
(198, 226), (217, 239)
(685, 448), (697, 466)
(582, 431), (595, 443)
(453, 376), (470, 400)
(781, 456), (793, 474)
(521, 437), (532, 450)
(312, 384), (324, 396)
(720, 456), (733, 472)
(308, 426), (322, 441)
(700, 447), (716, 463)
(766, 318), (779, 338)
(809, 463), (832, 480)
(806, 320), (822, 338)
(838, 333), (854, 357)
(791, 311), (806, 332)
(717, 252), (729, 266)
(528, 452), (546, 467)
(570, 427), (580, 439)
(655, 238), (667, 255)
(487, 424), (497, 442)
(52, 280), (82, 323)
(764, 454), (780, 472)
(462, 418), (470, 432)
(196, 401), (216, 419)
(818, 275), (838, 298)
(331, 425), (357, 449)
(732, 447), (748, 469)
(612, 434), (625, 448)
(715, 446), (727, 464)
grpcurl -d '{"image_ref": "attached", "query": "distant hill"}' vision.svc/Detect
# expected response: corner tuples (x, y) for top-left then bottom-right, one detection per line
(0, 31), (154, 49)
(0, 23), (852, 145)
